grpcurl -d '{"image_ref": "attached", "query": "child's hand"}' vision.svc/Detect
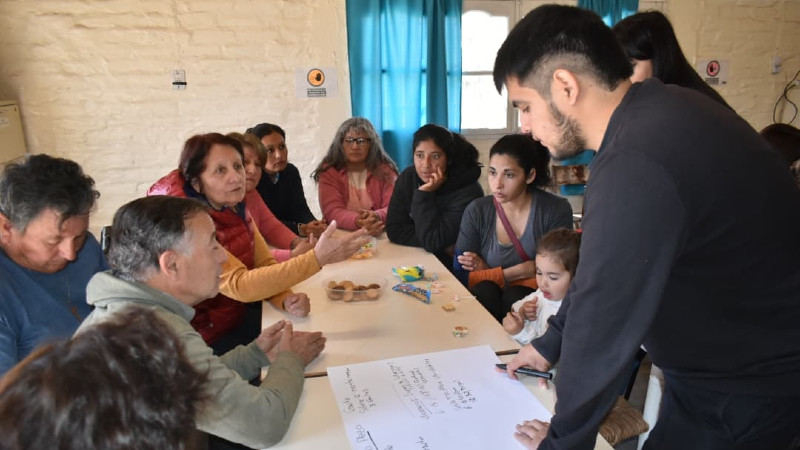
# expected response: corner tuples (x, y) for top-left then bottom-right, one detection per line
(521, 298), (538, 321)
(502, 311), (524, 335)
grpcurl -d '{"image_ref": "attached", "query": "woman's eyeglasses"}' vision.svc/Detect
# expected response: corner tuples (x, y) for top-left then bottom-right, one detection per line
(344, 137), (371, 146)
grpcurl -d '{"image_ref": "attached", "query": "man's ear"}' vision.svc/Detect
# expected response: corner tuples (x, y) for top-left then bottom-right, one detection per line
(552, 69), (580, 106)
(157, 250), (181, 279)
(0, 213), (16, 245)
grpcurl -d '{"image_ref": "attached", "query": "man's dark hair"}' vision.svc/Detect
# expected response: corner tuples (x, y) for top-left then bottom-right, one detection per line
(247, 122), (286, 140)
(179, 133), (244, 189)
(0, 307), (209, 450)
(0, 154), (99, 230)
(489, 134), (552, 189)
(108, 196), (208, 282)
(412, 124), (481, 171)
(493, 5), (632, 97)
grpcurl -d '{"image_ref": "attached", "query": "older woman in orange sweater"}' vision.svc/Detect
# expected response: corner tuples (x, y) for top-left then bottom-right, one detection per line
(148, 133), (367, 354)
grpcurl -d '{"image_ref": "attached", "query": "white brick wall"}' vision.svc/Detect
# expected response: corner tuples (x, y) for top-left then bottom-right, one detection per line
(0, 0), (351, 234)
(668, 0), (800, 128)
(0, 0), (798, 234)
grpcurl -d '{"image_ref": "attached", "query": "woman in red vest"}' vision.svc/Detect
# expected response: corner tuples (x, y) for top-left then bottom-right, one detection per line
(149, 133), (367, 354)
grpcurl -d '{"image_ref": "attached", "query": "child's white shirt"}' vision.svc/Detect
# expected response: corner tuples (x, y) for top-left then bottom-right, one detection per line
(509, 289), (563, 345)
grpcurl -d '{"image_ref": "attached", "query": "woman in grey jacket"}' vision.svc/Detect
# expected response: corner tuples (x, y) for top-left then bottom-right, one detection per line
(453, 135), (573, 322)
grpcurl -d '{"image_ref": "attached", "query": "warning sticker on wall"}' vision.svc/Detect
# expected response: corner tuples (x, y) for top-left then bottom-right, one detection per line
(295, 67), (338, 99)
(695, 59), (729, 86)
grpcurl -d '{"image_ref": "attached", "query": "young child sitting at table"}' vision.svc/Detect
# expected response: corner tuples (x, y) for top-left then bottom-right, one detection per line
(502, 228), (580, 345)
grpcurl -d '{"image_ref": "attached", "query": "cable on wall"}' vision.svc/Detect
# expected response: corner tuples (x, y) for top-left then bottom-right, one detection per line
(772, 69), (800, 124)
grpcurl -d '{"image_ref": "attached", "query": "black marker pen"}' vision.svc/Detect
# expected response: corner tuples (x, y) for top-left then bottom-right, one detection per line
(495, 363), (553, 380)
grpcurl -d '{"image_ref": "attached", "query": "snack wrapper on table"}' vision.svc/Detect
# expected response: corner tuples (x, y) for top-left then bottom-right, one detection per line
(351, 237), (377, 259)
(392, 283), (431, 304)
(392, 265), (425, 282)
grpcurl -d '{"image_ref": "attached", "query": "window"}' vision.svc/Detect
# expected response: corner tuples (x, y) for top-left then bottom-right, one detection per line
(461, 1), (582, 135)
(460, 1), (518, 135)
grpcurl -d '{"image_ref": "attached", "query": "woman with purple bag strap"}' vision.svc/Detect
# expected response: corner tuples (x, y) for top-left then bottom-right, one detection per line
(453, 134), (573, 322)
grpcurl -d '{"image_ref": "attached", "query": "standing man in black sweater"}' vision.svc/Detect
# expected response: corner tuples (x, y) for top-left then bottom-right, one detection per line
(494, 5), (800, 450)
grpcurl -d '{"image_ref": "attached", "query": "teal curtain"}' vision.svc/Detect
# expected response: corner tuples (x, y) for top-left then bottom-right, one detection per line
(346, 0), (462, 170)
(578, 0), (638, 26)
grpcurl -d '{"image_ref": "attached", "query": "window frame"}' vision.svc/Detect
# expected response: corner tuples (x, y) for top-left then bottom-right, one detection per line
(461, 0), (521, 138)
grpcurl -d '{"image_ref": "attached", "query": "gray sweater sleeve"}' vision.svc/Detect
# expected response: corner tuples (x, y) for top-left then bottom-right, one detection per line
(535, 190), (574, 234)
(177, 318), (305, 448)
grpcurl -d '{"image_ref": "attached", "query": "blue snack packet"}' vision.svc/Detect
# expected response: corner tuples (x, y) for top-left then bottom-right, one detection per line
(392, 283), (431, 304)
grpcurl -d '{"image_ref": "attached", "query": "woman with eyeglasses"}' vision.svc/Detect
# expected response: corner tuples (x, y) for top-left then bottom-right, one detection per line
(312, 118), (399, 235)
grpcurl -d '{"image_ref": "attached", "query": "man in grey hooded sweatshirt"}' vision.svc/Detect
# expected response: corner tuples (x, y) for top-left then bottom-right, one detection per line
(77, 195), (326, 449)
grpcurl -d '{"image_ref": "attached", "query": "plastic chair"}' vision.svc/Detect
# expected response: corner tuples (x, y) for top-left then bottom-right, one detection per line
(637, 364), (664, 450)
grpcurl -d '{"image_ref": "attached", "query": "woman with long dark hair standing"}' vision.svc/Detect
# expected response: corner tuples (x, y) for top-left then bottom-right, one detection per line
(613, 11), (731, 108)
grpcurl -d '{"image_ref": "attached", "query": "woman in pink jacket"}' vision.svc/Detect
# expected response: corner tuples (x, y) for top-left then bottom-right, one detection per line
(228, 132), (314, 262)
(312, 118), (399, 236)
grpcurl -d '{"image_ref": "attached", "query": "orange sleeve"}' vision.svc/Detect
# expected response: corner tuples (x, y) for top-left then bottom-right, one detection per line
(510, 277), (538, 290)
(467, 266), (505, 289)
(219, 223), (320, 309)
(467, 269), (537, 290)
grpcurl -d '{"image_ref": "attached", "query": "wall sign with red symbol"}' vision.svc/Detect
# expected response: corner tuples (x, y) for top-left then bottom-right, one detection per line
(695, 58), (729, 86)
(706, 60), (721, 77)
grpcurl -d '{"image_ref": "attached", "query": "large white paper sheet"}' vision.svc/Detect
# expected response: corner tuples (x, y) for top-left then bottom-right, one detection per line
(326, 345), (552, 450)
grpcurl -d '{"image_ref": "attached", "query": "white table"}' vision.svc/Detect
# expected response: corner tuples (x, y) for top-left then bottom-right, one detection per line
(261, 237), (611, 449)
(262, 236), (521, 376)
(269, 354), (613, 450)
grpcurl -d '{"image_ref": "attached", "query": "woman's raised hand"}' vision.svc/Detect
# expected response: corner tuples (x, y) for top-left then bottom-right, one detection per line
(313, 220), (370, 266)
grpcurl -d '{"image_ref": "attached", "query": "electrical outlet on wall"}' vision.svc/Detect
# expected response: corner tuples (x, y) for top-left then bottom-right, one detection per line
(771, 56), (782, 74)
(172, 69), (187, 90)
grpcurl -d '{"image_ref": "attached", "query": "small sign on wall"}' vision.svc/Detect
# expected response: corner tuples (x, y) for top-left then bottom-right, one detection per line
(695, 59), (730, 86)
(295, 67), (338, 98)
